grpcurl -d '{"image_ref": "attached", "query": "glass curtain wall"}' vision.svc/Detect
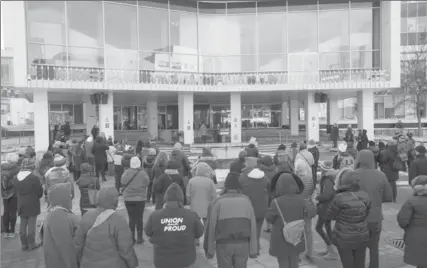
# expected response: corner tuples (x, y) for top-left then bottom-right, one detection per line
(26, 1), (382, 76)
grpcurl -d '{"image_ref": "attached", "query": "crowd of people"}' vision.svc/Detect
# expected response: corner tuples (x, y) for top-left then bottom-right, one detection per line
(1, 127), (427, 268)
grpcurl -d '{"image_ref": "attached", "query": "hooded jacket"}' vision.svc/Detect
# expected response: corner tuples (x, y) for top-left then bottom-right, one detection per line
(294, 150), (315, 200)
(239, 157), (270, 220)
(170, 149), (191, 177)
(258, 156), (276, 181)
(13, 170), (43, 217)
(76, 171), (100, 210)
(408, 154), (427, 185)
(381, 144), (401, 182)
(143, 155), (156, 181)
(316, 169), (338, 220)
(186, 163), (217, 218)
(368, 145), (380, 169)
(121, 157), (150, 202)
(74, 187), (138, 268)
(265, 173), (309, 257)
(38, 153), (54, 181)
(154, 168), (186, 210)
(397, 175), (427, 267)
(145, 183), (204, 268)
(353, 150), (393, 223)
(245, 144), (259, 158)
(1, 162), (20, 199)
(43, 183), (80, 268)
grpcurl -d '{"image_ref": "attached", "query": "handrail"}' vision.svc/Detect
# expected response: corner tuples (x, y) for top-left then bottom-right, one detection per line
(28, 64), (390, 86)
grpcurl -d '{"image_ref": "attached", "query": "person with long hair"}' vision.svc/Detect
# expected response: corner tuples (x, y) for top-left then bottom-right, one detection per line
(152, 152), (169, 181)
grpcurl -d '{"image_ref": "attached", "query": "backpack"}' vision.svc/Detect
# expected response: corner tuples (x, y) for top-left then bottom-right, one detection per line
(339, 154), (355, 169)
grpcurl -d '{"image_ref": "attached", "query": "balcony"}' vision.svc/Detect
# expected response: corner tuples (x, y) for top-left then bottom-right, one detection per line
(27, 64), (391, 92)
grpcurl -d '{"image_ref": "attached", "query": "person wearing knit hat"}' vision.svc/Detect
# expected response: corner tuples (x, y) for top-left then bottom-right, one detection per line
(145, 182), (204, 268)
(408, 145), (427, 185)
(44, 154), (74, 203)
(13, 158), (44, 251)
(245, 138), (259, 158)
(204, 171), (258, 264)
(229, 151), (247, 174)
(171, 142), (191, 179)
(75, 163), (100, 216)
(153, 159), (186, 210)
(143, 148), (158, 204)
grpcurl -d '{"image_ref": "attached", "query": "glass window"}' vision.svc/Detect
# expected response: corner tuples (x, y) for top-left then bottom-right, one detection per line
(418, 17), (427, 33)
(288, 12), (318, 53)
(407, 18), (417, 33)
(138, 6), (169, 51)
(351, 51), (380, 69)
(419, 2), (427, 17)
(241, 104), (281, 128)
(67, 1), (103, 47)
(259, 54), (287, 71)
(288, 54), (318, 72)
(114, 105), (122, 130)
(170, 54), (198, 72)
(68, 47), (104, 68)
(49, 104), (62, 125)
(401, 2), (407, 18)
(198, 2), (226, 14)
(288, 0), (317, 12)
(140, 51), (169, 71)
(408, 3), (418, 18)
(74, 104), (83, 124)
(319, 10), (350, 52)
(227, 2), (256, 14)
(137, 0), (168, 9)
(137, 106), (147, 130)
(121, 106), (137, 130)
(198, 15), (228, 56)
(62, 104), (74, 123)
(256, 1), (286, 13)
(350, 9), (373, 51)
(401, 33), (408, 46)
(28, 44), (67, 65)
(105, 49), (138, 70)
(419, 32), (427, 45)
(258, 13), (287, 54)
(170, 11), (198, 51)
(169, 0), (197, 12)
(318, 0), (349, 10)
(26, 1), (66, 45)
(401, 18), (407, 33)
(226, 15), (256, 55)
(337, 98), (356, 120)
(408, 32), (418, 46)
(320, 52), (350, 70)
(199, 56), (256, 73)
(105, 2), (137, 50)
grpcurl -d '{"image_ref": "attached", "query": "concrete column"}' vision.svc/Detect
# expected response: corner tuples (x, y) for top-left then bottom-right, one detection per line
(281, 102), (289, 127)
(2, 1), (28, 87)
(98, 92), (114, 140)
(178, 92), (194, 144)
(83, 95), (97, 136)
(146, 100), (158, 140)
(289, 94), (299, 136)
(328, 95), (339, 125)
(305, 92), (320, 142)
(357, 90), (375, 140)
(381, 2), (401, 88)
(230, 92), (242, 143)
(33, 89), (50, 151)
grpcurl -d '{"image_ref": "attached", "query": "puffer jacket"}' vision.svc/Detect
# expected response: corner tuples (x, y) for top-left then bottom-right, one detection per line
(170, 150), (191, 177)
(76, 172), (100, 210)
(74, 188), (138, 268)
(239, 168), (270, 220)
(316, 170), (337, 220)
(381, 145), (400, 181)
(294, 150), (315, 200)
(327, 189), (371, 249)
(1, 162), (20, 199)
(45, 166), (74, 199)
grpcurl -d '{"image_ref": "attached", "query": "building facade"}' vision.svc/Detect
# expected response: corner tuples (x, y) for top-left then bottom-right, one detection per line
(2, 0), (401, 151)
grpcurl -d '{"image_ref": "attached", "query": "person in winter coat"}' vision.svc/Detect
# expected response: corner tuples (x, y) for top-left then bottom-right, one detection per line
(1, 154), (20, 238)
(113, 149), (124, 193)
(44, 154), (74, 202)
(197, 147), (218, 184)
(265, 172), (314, 268)
(204, 172), (258, 267)
(408, 145), (427, 186)
(245, 138), (259, 158)
(397, 175), (427, 268)
(239, 156), (270, 255)
(258, 155), (276, 182)
(84, 136), (95, 173)
(274, 146), (294, 173)
(344, 125), (354, 143)
(170, 142), (191, 180)
(354, 149), (393, 268)
(143, 148), (157, 203)
(121, 156), (150, 244)
(290, 141), (298, 164)
(273, 144), (287, 165)
(92, 136), (109, 182)
(332, 143), (355, 170)
(38, 151), (54, 184)
(70, 140), (84, 181)
(357, 129), (369, 151)
(380, 141), (401, 202)
(345, 141), (358, 160)
(229, 151), (247, 174)
(152, 152), (169, 202)
(327, 170), (371, 268)
(135, 140), (144, 161)
(145, 183), (204, 268)
(74, 187), (138, 268)
(294, 143), (316, 259)
(187, 162), (217, 223)
(331, 123), (339, 148)
(76, 163), (100, 216)
(315, 161), (339, 260)
(154, 159), (186, 210)
(43, 183), (80, 268)
(368, 141), (380, 169)
(13, 158), (44, 251)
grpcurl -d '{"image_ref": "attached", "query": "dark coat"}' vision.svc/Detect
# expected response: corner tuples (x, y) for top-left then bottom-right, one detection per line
(153, 171), (186, 210)
(316, 171), (336, 220)
(13, 172), (43, 217)
(408, 155), (427, 185)
(170, 150), (191, 177)
(381, 145), (400, 182)
(327, 189), (371, 249)
(344, 129), (354, 143)
(76, 172), (100, 210)
(229, 159), (245, 174)
(245, 145), (259, 158)
(92, 142), (108, 165)
(397, 194), (427, 266)
(331, 126), (339, 141)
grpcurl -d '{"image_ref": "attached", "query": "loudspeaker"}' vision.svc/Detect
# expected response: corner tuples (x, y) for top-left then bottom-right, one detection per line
(89, 94), (99, 105)
(314, 92), (328, 103)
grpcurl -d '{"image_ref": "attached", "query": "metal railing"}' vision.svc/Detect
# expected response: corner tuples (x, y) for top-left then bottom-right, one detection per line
(28, 64), (390, 87)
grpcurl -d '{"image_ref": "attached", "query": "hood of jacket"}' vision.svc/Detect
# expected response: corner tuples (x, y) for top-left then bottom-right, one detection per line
(295, 150), (315, 166)
(412, 175), (427, 196)
(245, 168), (265, 180)
(164, 182), (184, 207)
(97, 187), (119, 210)
(17, 171), (32, 181)
(48, 183), (72, 210)
(275, 173), (301, 196)
(191, 162), (214, 178)
(354, 149), (375, 169)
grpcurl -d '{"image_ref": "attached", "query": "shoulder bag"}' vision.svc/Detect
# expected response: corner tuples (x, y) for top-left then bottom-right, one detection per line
(274, 199), (305, 246)
(120, 170), (142, 194)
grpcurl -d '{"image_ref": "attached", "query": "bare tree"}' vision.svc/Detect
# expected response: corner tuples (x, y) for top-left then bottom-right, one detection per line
(399, 36), (427, 136)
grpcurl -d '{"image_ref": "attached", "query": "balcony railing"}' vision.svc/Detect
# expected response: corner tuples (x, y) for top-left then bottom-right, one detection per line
(28, 64), (391, 89)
